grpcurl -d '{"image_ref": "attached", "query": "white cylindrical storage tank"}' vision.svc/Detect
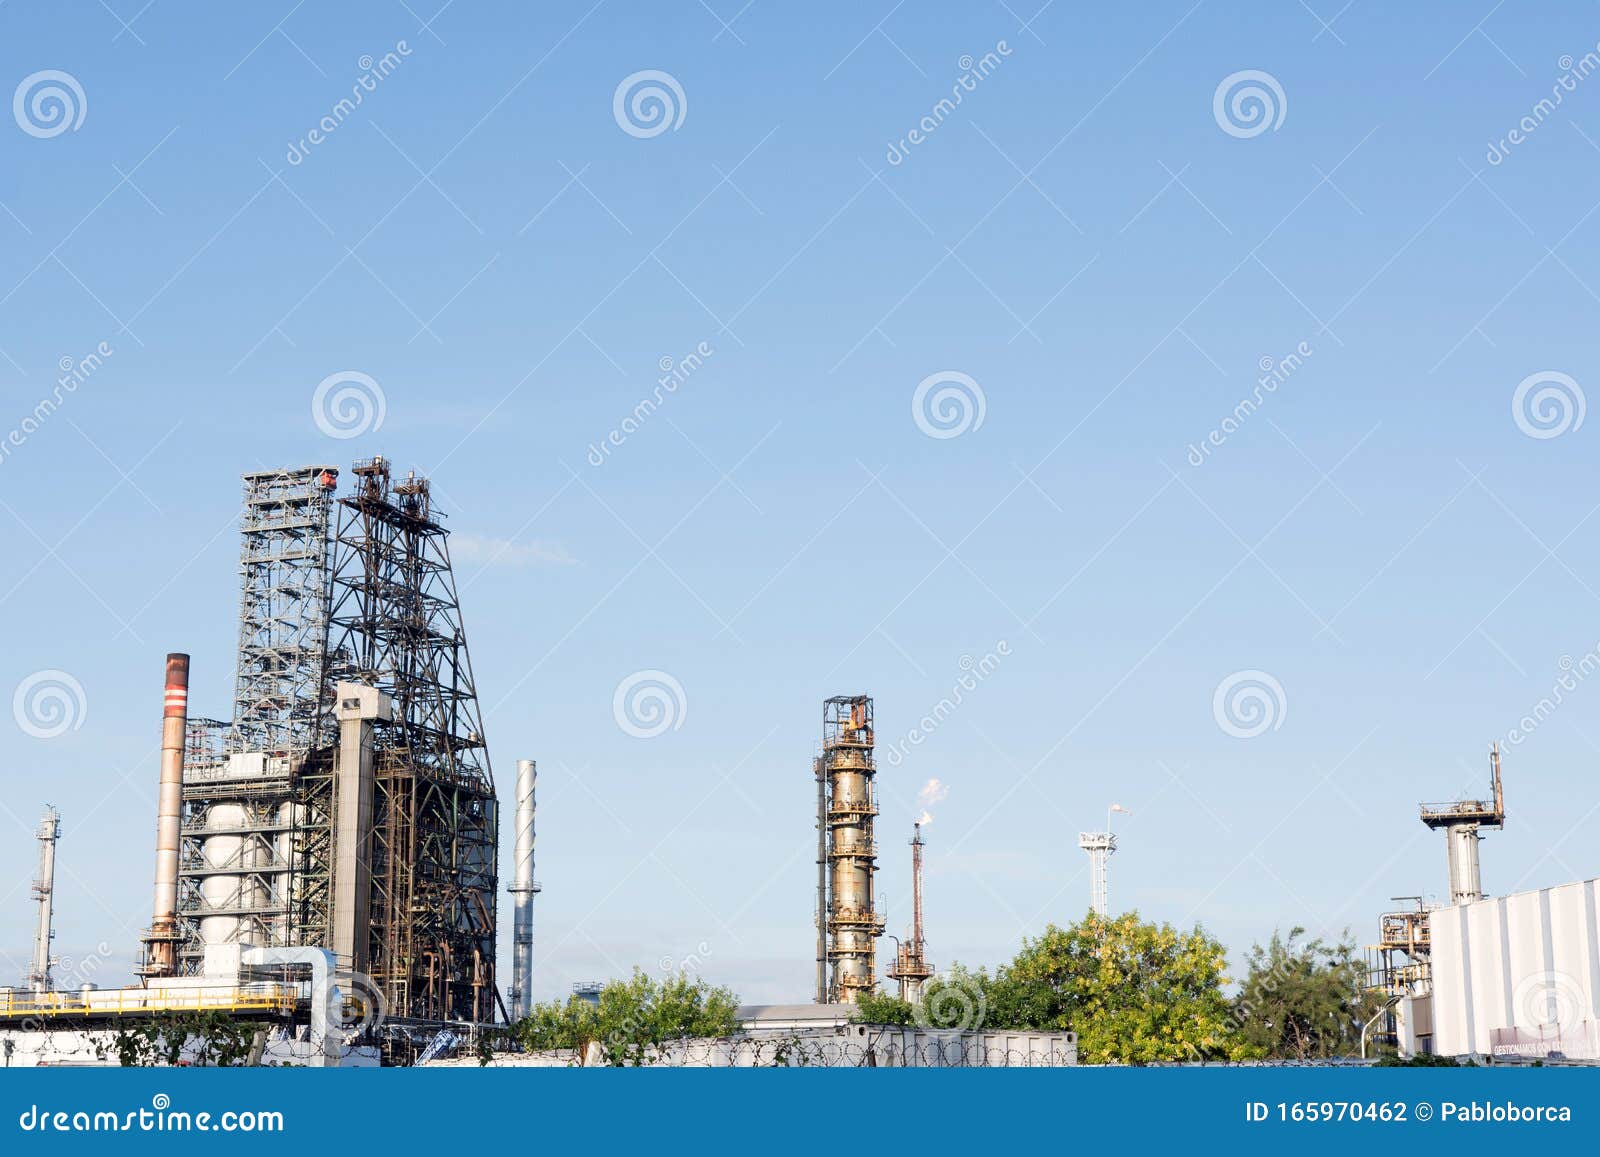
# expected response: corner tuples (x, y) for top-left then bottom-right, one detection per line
(199, 803), (246, 949)
(1445, 823), (1483, 905)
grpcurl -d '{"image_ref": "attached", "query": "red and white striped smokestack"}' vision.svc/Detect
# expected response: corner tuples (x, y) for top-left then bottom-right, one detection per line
(146, 652), (188, 977)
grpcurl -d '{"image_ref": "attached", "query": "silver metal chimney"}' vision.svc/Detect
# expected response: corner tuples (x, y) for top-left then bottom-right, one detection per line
(508, 759), (540, 1019)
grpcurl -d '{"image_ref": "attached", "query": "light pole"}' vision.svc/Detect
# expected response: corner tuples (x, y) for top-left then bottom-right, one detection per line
(1361, 996), (1401, 1059)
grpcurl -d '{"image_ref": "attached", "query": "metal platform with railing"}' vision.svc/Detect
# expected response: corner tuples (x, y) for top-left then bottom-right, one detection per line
(0, 984), (297, 1021)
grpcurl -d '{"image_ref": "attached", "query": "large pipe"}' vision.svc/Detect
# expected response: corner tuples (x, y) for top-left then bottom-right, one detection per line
(814, 755), (827, 1004)
(241, 946), (342, 1067)
(28, 808), (60, 995)
(508, 759), (539, 1020)
(146, 652), (188, 977)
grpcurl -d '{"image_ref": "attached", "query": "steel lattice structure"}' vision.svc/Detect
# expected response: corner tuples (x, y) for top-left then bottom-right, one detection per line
(173, 460), (499, 1025)
(175, 467), (339, 974)
(231, 467), (341, 756)
(322, 457), (499, 1024)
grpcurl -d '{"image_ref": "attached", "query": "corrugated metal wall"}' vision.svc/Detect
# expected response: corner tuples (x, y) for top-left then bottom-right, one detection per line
(1429, 878), (1600, 1059)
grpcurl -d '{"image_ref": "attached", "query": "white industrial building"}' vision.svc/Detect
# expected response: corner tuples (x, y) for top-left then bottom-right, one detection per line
(1403, 877), (1600, 1061)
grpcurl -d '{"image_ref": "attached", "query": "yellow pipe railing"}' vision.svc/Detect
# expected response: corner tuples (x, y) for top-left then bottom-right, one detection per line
(0, 985), (297, 1020)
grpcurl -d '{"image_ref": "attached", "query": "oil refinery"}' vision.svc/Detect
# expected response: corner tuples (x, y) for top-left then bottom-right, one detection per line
(0, 460), (1596, 1067)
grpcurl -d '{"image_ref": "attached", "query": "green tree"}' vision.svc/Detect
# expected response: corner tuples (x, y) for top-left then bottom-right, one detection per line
(513, 970), (740, 1065)
(1233, 927), (1380, 1060)
(99, 1010), (262, 1067)
(851, 991), (916, 1026)
(961, 911), (1251, 1063)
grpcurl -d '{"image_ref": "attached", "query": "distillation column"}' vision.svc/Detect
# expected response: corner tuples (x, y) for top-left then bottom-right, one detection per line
(818, 696), (884, 1003)
(27, 808), (61, 995)
(508, 758), (541, 1020)
(141, 652), (189, 977)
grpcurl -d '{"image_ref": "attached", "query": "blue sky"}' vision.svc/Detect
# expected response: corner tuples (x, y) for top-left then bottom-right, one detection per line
(4, 1), (1600, 1005)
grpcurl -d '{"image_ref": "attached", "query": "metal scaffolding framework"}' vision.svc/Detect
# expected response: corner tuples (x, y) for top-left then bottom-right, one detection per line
(815, 695), (884, 1004)
(324, 456), (499, 1024)
(231, 466), (341, 757)
(173, 468), (338, 975)
(164, 459), (499, 1025)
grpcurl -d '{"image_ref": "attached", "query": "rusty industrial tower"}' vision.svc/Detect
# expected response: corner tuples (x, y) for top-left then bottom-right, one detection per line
(322, 457), (499, 1023)
(815, 695), (884, 1004)
(885, 821), (933, 1002)
(153, 459), (499, 1026)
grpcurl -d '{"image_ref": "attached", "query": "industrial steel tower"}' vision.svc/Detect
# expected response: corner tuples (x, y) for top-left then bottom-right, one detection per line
(886, 822), (934, 1002)
(148, 460), (500, 1025)
(1420, 744), (1506, 905)
(168, 468), (340, 976)
(324, 457), (500, 1023)
(1078, 831), (1116, 915)
(815, 695), (884, 1004)
(27, 808), (60, 994)
(1079, 804), (1129, 916)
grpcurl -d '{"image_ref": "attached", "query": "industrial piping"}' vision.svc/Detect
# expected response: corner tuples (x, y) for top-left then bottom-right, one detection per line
(142, 652), (188, 977)
(508, 759), (540, 1020)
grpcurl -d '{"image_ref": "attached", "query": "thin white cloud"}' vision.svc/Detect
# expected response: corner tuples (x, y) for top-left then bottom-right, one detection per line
(451, 533), (576, 568)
